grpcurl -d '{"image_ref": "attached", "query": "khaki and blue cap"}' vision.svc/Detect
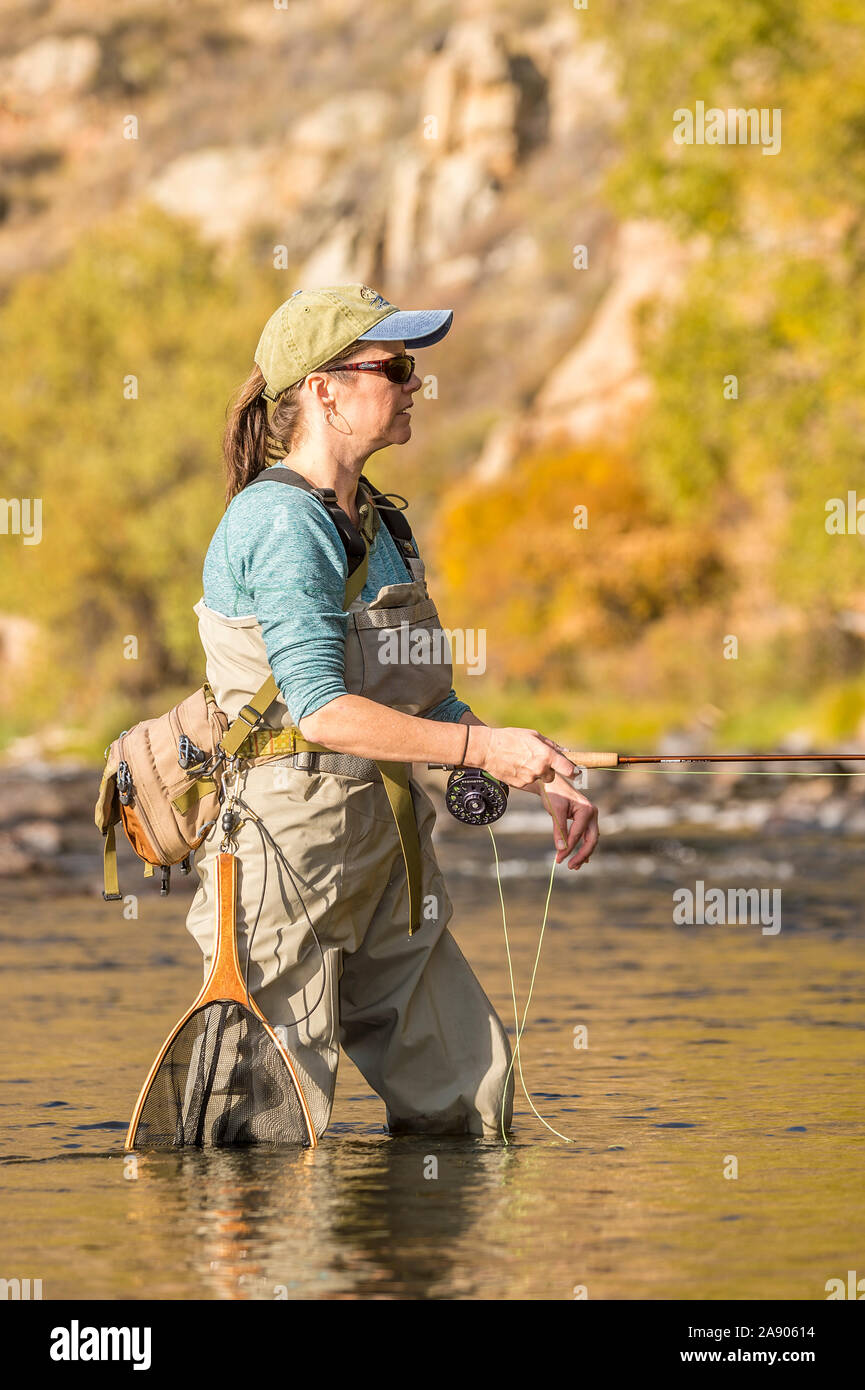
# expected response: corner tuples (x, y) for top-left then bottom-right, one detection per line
(254, 283), (454, 402)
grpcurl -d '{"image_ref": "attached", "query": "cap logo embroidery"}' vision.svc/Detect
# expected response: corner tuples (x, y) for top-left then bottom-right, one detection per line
(360, 286), (392, 309)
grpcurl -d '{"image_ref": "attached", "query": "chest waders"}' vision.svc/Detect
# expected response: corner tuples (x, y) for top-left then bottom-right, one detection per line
(184, 467), (514, 1140)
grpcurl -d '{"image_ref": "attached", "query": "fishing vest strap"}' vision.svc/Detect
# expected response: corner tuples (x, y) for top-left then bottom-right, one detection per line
(220, 675), (280, 757)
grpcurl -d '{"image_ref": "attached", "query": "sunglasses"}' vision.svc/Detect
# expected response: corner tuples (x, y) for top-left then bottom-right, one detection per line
(329, 354), (416, 385)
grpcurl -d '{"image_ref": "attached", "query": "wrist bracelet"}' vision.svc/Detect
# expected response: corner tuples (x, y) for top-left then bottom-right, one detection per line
(456, 723), (470, 768)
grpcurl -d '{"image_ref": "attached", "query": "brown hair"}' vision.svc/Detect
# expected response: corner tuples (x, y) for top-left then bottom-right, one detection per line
(222, 340), (362, 504)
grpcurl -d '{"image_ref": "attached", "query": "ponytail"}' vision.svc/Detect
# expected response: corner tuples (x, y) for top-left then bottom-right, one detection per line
(222, 366), (275, 504)
(222, 342), (366, 506)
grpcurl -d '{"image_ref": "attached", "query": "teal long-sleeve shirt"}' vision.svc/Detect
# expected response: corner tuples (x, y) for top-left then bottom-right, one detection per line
(202, 468), (471, 728)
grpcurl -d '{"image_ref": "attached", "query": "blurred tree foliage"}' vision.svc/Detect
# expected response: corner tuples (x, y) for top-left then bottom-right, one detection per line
(438, 0), (865, 743)
(0, 206), (279, 747)
(436, 444), (728, 691)
(583, 0), (865, 611)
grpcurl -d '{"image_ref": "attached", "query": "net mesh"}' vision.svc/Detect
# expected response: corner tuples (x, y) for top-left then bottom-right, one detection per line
(132, 1000), (310, 1148)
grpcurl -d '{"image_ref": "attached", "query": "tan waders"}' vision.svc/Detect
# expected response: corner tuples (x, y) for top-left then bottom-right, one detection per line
(184, 489), (514, 1138)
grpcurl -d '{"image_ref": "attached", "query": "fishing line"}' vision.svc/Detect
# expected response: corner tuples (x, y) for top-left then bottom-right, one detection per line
(490, 762), (863, 1144)
(455, 755), (865, 1146)
(492, 811), (576, 1146)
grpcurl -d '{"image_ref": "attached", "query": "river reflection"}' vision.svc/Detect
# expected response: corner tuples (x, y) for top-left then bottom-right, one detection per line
(1, 827), (863, 1299)
(118, 1137), (512, 1300)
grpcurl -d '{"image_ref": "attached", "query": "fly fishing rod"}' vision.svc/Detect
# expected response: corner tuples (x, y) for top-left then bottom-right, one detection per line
(563, 751), (865, 768)
(430, 752), (865, 825)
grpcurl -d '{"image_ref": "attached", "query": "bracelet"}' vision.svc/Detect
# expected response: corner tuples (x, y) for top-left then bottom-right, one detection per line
(456, 723), (470, 768)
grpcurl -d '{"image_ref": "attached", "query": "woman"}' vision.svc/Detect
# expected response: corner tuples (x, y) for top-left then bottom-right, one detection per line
(185, 283), (600, 1140)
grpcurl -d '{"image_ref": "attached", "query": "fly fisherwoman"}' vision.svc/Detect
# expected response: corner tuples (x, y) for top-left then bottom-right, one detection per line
(185, 283), (600, 1140)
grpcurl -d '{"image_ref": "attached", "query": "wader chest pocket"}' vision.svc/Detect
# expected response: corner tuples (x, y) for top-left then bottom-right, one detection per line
(344, 587), (454, 714)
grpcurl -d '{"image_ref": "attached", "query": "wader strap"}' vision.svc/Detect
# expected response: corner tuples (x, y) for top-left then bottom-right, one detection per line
(376, 761), (423, 937)
(343, 545), (369, 607)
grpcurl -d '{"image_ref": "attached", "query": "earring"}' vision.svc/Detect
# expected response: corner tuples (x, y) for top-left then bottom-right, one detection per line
(325, 408), (336, 426)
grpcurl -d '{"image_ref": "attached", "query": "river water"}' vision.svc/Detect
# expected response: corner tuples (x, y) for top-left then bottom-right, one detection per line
(1, 813), (862, 1301)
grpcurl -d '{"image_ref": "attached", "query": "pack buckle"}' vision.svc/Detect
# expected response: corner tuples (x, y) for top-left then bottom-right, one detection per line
(117, 760), (132, 806)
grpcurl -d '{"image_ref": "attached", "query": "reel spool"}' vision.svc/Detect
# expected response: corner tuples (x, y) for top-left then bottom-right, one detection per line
(444, 768), (509, 826)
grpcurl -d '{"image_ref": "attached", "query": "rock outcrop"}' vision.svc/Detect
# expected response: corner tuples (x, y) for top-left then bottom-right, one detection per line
(0, 4), (697, 513)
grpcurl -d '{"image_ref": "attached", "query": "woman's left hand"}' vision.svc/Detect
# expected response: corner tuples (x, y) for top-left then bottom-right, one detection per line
(529, 773), (600, 870)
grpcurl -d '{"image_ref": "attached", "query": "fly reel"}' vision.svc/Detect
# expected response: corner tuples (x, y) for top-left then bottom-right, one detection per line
(444, 768), (509, 826)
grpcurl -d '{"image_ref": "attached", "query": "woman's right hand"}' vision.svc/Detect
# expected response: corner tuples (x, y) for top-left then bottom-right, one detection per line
(468, 726), (577, 790)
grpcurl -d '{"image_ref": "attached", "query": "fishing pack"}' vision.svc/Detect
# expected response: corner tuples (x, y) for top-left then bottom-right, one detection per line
(94, 467), (417, 901)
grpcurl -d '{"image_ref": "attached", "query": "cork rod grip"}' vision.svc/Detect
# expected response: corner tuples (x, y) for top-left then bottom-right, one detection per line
(562, 750), (620, 769)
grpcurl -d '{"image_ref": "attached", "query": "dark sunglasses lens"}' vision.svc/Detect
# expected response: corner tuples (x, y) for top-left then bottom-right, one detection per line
(386, 356), (413, 384)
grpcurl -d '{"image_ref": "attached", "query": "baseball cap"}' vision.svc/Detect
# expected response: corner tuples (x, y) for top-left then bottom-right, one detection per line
(254, 283), (453, 401)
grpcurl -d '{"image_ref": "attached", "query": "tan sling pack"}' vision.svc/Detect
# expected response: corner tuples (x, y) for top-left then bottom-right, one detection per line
(94, 588), (365, 903)
(95, 683), (228, 899)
